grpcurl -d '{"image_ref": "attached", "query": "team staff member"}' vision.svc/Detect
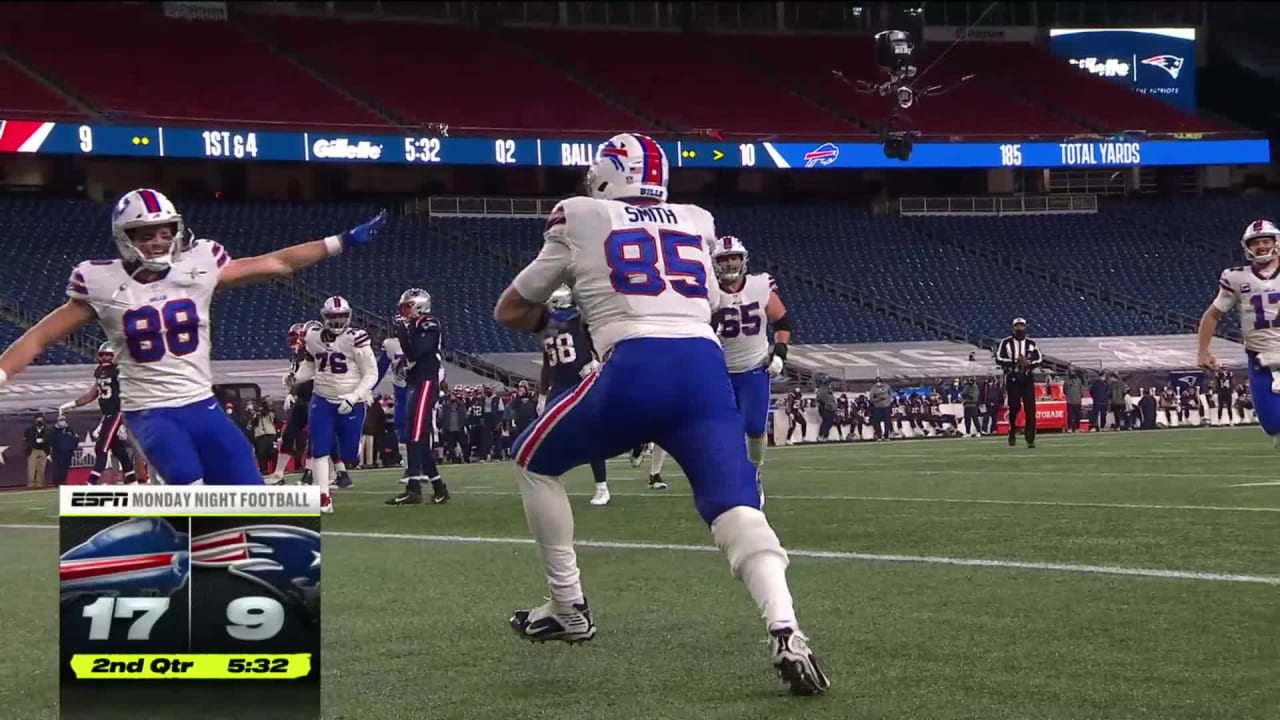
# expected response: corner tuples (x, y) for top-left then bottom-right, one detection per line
(994, 317), (1043, 448)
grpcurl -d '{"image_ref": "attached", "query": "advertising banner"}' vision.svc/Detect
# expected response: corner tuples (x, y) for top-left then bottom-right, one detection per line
(1049, 28), (1197, 112)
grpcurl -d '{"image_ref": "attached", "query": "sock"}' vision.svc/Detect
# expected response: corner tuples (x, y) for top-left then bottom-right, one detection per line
(711, 506), (797, 631)
(305, 457), (314, 471)
(276, 452), (292, 475)
(313, 456), (332, 498)
(398, 443), (407, 464)
(746, 435), (765, 466)
(517, 466), (582, 607)
(88, 471), (101, 485)
(589, 459), (607, 485)
(650, 445), (667, 475)
(334, 460), (347, 474)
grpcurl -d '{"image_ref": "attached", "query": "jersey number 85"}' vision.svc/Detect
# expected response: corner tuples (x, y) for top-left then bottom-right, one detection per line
(604, 229), (708, 298)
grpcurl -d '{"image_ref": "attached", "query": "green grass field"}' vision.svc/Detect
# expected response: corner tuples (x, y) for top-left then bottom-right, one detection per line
(2, 427), (1278, 719)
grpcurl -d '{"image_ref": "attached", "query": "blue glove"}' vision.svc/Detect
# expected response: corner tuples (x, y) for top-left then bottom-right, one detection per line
(341, 211), (387, 248)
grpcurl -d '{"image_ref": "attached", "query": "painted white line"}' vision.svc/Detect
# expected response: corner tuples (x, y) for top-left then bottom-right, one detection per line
(338, 489), (1280, 513)
(4, 523), (1272, 584)
(1229, 481), (1280, 488)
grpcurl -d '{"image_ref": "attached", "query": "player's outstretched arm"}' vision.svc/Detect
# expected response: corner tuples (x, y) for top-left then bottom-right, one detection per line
(496, 222), (571, 332)
(1197, 305), (1224, 370)
(59, 384), (100, 414)
(0, 300), (95, 385)
(217, 211), (387, 289)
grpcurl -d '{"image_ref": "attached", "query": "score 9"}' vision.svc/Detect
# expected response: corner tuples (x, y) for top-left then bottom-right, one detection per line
(225, 596), (286, 641)
(78, 125), (94, 153)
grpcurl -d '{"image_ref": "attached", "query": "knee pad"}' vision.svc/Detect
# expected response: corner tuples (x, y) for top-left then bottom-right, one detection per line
(710, 506), (789, 579)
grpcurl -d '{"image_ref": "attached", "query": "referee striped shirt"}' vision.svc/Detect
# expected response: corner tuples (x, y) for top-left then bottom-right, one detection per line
(994, 335), (1042, 380)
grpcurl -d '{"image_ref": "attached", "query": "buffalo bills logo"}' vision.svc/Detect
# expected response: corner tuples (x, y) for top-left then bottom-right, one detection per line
(803, 143), (840, 168)
(192, 525), (321, 622)
(60, 517), (190, 603)
(1140, 54), (1184, 80)
(112, 197), (132, 222)
(599, 141), (628, 172)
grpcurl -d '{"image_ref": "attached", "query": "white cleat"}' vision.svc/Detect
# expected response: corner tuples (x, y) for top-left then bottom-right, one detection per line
(589, 487), (611, 506)
(770, 627), (831, 696)
(320, 494), (334, 514)
(510, 598), (596, 643)
(265, 473), (285, 485)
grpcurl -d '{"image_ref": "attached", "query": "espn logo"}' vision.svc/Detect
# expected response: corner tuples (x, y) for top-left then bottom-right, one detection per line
(70, 491), (130, 508)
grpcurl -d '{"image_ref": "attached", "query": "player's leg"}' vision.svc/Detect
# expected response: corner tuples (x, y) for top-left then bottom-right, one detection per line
(89, 414), (122, 484)
(1022, 384), (1037, 447)
(306, 397), (338, 511)
(110, 435), (136, 483)
(651, 339), (828, 695)
(735, 369), (771, 468)
(1247, 360), (1280, 443)
(187, 398), (267, 486)
(334, 403), (365, 492)
(392, 382), (447, 504)
(123, 409), (204, 485)
(649, 444), (668, 485)
(1005, 382), (1022, 446)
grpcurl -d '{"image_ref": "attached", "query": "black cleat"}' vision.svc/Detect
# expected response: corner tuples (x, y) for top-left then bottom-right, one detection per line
(1008, 432), (1017, 447)
(431, 487), (451, 504)
(1026, 440), (1036, 449)
(386, 492), (422, 506)
(510, 599), (596, 643)
(300, 469), (313, 486)
(649, 473), (668, 490)
(770, 628), (831, 696)
(335, 471), (353, 489)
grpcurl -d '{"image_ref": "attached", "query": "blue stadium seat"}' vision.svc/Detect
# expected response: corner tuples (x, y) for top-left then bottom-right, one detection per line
(0, 320), (83, 365)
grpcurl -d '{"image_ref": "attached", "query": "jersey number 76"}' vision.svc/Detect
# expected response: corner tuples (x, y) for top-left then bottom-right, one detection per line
(605, 229), (708, 298)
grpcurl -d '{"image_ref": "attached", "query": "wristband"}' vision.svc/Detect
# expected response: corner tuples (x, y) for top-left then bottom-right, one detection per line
(323, 235), (344, 257)
(772, 342), (788, 361)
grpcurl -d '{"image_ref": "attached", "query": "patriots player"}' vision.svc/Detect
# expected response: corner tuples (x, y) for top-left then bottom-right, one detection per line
(1199, 219), (1280, 445)
(294, 297), (378, 512)
(710, 235), (791, 473)
(58, 342), (137, 484)
(0, 189), (385, 485)
(269, 321), (316, 484)
(387, 287), (451, 505)
(494, 133), (828, 695)
(537, 285), (610, 505)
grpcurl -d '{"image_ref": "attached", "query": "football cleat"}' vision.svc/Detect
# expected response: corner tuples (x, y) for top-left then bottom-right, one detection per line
(629, 452), (643, 468)
(431, 484), (451, 504)
(589, 486), (611, 506)
(648, 473), (668, 490)
(386, 491), (422, 506)
(335, 471), (353, 489)
(770, 627), (830, 696)
(320, 494), (333, 514)
(300, 469), (313, 486)
(510, 598), (596, 643)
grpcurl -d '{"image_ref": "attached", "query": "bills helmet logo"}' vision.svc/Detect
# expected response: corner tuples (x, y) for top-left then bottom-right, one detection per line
(1140, 54), (1184, 80)
(803, 143), (840, 168)
(59, 518), (190, 603)
(192, 525), (321, 621)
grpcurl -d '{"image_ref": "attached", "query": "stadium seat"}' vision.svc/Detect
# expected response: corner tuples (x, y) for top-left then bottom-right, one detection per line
(0, 320), (83, 365)
(0, 57), (81, 120)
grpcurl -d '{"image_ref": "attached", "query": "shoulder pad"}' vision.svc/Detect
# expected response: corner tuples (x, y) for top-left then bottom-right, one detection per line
(762, 273), (778, 293)
(67, 263), (91, 301)
(545, 203), (567, 232)
(349, 329), (372, 348)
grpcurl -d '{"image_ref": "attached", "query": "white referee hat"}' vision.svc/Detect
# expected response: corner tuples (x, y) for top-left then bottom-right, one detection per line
(1012, 317), (1027, 326)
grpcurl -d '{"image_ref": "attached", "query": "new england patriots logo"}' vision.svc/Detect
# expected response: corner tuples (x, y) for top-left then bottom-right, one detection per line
(1140, 54), (1184, 80)
(60, 517), (190, 604)
(192, 525), (321, 622)
(803, 143), (840, 168)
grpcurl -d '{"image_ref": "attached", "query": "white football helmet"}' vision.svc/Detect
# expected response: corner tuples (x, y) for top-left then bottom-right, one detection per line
(321, 296), (351, 331)
(399, 288), (431, 318)
(548, 285), (574, 310)
(1241, 219), (1280, 265)
(585, 133), (669, 203)
(111, 188), (188, 271)
(711, 235), (749, 282)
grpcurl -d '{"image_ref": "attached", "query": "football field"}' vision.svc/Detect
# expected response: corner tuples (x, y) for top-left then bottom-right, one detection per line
(2, 427), (1278, 719)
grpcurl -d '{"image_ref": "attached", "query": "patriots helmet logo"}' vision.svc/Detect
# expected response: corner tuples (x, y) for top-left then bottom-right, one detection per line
(59, 517), (190, 604)
(192, 525), (321, 622)
(1140, 54), (1184, 80)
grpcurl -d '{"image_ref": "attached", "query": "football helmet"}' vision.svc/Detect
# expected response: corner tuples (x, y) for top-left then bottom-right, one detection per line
(399, 288), (431, 318)
(287, 322), (307, 351)
(548, 285), (574, 310)
(96, 342), (116, 366)
(711, 235), (749, 282)
(111, 188), (188, 272)
(585, 133), (669, 203)
(1241, 219), (1280, 265)
(321, 296), (351, 331)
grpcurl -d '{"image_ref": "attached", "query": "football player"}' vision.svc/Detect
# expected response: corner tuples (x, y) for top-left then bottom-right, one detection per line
(0, 188), (385, 485)
(294, 297), (378, 512)
(58, 342), (137, 484)
(710, 235), (791, 471)
(269, 321), (316, 484)
(536, 285), (610, 505)
(493, 133), (828, 695)
(1199, 219), (1280, 444)
(387, 288), (450, 505)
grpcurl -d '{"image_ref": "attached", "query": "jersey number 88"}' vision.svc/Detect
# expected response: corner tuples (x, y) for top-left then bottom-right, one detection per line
(604, 229), (708, 298)
(121, 299), (201, 364)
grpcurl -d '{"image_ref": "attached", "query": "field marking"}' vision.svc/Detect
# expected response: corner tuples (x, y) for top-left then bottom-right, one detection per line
(4, 522), (1274, 585)
(338, 489), (1280, 513)
(1229, 481), (1280, 487)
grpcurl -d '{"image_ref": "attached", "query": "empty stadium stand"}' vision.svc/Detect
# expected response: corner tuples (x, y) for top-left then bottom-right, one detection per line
(0, 2), (387, 128)
(0, 320), (83, 365)
(0, 58), (79, 120)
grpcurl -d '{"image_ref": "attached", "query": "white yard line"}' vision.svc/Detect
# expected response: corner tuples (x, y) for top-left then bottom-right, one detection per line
(6, 523), (1273, 585)
(1228, 481), (1280, 488)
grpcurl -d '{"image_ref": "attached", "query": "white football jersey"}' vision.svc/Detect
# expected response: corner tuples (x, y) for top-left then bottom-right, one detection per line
(717, 273), (777, 373)
(513, 196), (721, 358)
(1212, 265), (1280, 353)
(382, 337), (407, 388)
(67, 240), (226, 412)
(302, 326), (378, 402)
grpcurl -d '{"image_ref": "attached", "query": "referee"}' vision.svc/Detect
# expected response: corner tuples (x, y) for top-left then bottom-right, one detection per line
(994, 317), (1043, 448)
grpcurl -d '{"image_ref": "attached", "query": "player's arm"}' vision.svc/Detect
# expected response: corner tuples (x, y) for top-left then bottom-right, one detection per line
(495, 209), (572, 332)
(1198, 274), (1237, 369)
(348, 343), (379, 403)
(0, 299), (95, 385)
(293, 355), (317, 384)
(404, 318), (441, 361)
(217, 211), (387, 289)
(59, 384), (100, 414)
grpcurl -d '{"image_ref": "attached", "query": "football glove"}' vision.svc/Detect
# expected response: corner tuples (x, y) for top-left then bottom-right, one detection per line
(340, 211), (387, 248)
(283, 372), (296, 390)
(337, 394), (361, 415)
(283, 394), (296, 413)
(767, 355), (784, 378)
(579, 360), (600, 378)
(536, 394), (547, 415)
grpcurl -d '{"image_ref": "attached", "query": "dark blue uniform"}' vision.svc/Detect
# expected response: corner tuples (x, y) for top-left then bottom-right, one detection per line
(282, 349), (314, 457)
(395, 315), (447, 497)
(541, 309), (597, 399)
(90, 364), (134, 484)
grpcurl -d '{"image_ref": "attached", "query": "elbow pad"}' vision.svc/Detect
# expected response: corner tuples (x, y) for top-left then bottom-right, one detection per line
(772, 314), (791, 333)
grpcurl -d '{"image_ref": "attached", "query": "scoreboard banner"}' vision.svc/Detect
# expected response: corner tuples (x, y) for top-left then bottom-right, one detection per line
(0, 118), (1268, 170)
(59, 485), (322, 720)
